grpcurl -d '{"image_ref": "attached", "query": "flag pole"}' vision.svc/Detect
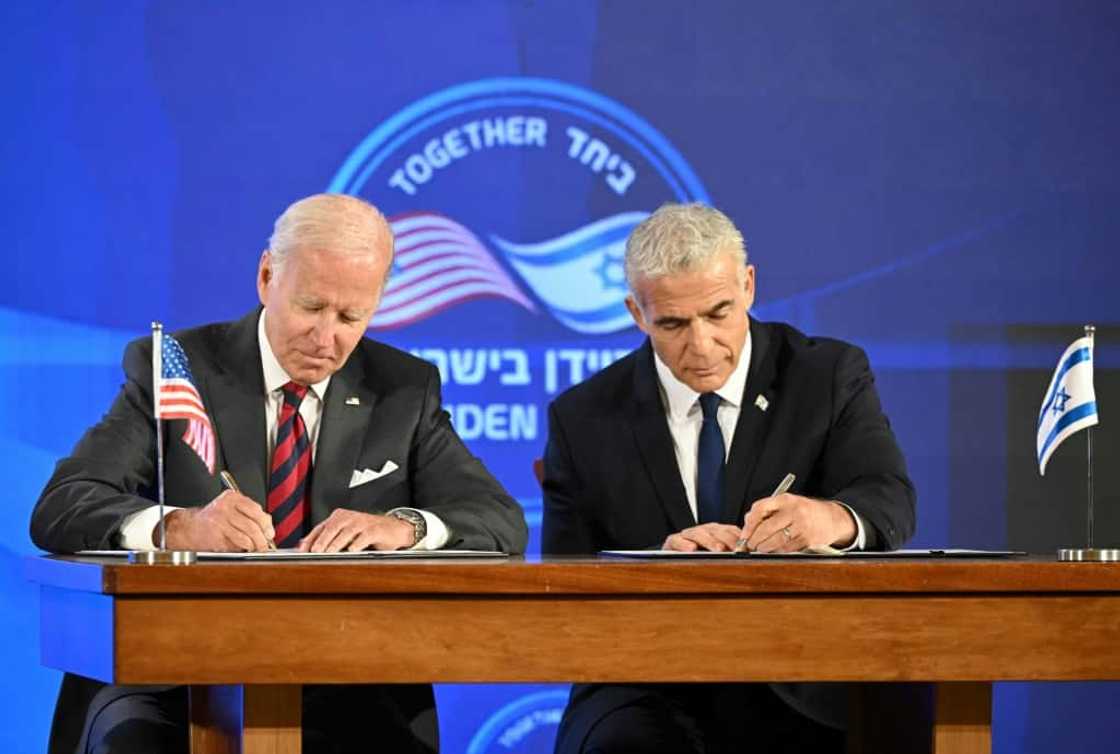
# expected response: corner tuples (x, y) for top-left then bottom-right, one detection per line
(129, 321), (196, 565)
(1086, 324), (1095, 551)
(1058, 324), (1117, 562)
(153, 322), (167, 551)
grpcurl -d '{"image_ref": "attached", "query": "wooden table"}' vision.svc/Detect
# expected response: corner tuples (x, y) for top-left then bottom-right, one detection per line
(26, 555), (1120, 753)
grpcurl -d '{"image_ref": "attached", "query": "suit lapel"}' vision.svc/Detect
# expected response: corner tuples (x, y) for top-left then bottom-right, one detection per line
(310, 355), (375, 522)
(630, 341), (695, 533)
(206, 310), (268, 505)
(723, 319), (780, 521)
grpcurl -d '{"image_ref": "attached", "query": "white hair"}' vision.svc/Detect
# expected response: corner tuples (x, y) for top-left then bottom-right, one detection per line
(624, 202), (747, 291)
(267, 193), (393, 271)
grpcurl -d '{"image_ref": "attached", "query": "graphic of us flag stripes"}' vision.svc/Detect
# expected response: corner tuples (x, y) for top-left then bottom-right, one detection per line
(158, 334), (216, 474)
(372, 212), (535, 329)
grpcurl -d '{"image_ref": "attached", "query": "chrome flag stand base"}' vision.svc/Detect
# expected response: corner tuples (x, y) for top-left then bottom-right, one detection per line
(129, 550), (198, 565)
(1058, 548), (1120, 562)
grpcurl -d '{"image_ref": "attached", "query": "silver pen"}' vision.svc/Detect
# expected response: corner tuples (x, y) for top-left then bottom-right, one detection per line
(220, 470), (277, 550)
(733, 473), (796, 553)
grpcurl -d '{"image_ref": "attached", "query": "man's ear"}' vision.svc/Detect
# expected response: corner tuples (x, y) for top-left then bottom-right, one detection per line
(257, 250), (273, 305)
(742, 264), (756, 312)
(625, 294), (649, 334)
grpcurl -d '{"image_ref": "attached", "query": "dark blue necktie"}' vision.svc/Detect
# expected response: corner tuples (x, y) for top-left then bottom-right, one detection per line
(696, 392), (725, 524)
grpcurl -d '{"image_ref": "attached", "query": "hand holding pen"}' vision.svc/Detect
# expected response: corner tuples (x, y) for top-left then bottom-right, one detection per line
(157, 476), (276, 553)
(659, 473), (799, 553)
(220, 470), (277, 550)
(734, 473), (796, 553)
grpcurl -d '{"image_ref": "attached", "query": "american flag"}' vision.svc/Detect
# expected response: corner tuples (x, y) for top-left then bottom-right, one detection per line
(372, 212), (536, 329)
(157, 334), (216, 474)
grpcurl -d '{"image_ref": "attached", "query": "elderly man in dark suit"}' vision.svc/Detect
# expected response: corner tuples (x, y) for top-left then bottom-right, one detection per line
(31, 193), (528, 754)
(542, 202), (915, 754)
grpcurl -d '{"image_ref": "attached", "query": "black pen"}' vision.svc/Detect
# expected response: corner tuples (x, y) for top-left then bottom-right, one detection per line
(220, 470), (277, 550)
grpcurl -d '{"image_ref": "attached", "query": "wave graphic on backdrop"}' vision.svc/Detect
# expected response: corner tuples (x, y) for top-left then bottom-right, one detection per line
(490, 212), (648, 334)
(373, 212), (536, 329)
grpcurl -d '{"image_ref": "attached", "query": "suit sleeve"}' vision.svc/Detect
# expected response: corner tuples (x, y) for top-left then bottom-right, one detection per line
(30, 338), (162, 553)
(541, 401), (597, 555)
(406, 366), (528, 554)
(819, 345), (916, 550)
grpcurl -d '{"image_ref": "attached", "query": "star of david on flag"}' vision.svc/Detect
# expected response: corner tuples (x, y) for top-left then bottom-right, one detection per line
(490, 211), (648, 334)
(157, 333), (216, 474)
(1037, 335), (1099, 475)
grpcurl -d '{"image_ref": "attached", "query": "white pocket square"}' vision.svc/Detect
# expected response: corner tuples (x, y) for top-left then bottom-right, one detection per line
(349, 460), (399, 488)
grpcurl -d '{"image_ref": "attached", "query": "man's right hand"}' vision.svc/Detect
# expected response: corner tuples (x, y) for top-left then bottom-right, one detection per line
(158, 491), (275, 552)
(662, 523), (743, 552)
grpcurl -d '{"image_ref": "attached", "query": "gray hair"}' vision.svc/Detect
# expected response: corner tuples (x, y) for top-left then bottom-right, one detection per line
(268, 193), (393, 270)
(624, 202), (747, 291)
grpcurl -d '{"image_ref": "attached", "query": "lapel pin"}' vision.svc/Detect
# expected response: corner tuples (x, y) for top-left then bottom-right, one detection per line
(754, 394), (769, 412)
(345, 396), (361, 406)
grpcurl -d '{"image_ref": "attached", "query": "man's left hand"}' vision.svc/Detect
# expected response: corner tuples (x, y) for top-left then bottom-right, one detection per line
(298, 509), (416, 552)
(741, 493), (856, 553)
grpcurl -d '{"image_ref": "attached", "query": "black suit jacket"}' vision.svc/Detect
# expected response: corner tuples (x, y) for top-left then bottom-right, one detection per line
(542, 319), (915, 555)
(541, 320), (916, 745)
(31, 308), (528, 754)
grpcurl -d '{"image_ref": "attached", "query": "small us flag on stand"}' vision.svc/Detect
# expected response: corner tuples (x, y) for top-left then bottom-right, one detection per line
(156, 331), (216, 474)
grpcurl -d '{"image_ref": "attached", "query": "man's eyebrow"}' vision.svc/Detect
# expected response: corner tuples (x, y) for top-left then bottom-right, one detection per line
(652, 299), (734, 327)
(703, 299), (734, 317)
(653, 314), (689, 327)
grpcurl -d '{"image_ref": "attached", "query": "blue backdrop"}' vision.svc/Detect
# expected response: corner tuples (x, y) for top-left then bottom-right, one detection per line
(4, 1), (1119, 751)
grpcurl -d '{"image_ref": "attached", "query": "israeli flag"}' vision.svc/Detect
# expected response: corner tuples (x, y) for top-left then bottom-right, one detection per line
(490, 212), (648, 334)
(1037, 336), (1099, 475)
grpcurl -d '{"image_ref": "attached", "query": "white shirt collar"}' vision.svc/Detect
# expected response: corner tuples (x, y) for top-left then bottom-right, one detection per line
(257, 309), (331, 401)
(653, 328), (752, 421)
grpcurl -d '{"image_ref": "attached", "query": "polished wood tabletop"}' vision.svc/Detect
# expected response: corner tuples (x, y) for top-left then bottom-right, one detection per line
(28, 554), (1120, 754)
(29, 551), (1120, 592)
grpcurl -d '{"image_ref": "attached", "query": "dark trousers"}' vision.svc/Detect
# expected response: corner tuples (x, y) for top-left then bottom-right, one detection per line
(555, 683), (845, 754)
(82, 684), (437, 754)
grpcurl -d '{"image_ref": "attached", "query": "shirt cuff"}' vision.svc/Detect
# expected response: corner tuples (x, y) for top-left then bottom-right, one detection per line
(388, 508), (449, 550)
(118, 505), (182, 551)
(834, 502), (867, 552)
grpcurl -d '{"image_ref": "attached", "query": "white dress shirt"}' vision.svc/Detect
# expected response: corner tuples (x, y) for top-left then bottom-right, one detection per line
(652, 332), (866, 549)
(653, 337), (751, 521)
(258, 310), (331, 464)
(119, 310), (448, 550)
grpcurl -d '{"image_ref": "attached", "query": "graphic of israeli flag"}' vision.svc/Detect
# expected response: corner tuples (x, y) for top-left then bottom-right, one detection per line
(490, 212), (648, 334)
(1037, 336), (1099, 475)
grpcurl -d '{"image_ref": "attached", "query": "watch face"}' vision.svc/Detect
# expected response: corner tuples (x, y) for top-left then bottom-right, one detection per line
(392, 510), (426, 545)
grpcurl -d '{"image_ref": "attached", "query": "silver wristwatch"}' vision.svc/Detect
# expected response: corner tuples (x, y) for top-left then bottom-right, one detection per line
(388, 508), (427, 547)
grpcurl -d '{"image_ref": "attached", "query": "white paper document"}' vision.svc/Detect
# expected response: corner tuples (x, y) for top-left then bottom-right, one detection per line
(599, 548), (1024, 559)
(77, 549), (508, 560)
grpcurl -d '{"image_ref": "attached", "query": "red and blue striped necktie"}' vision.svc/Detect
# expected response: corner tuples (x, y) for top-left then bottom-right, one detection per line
(267, 381), (312, 547)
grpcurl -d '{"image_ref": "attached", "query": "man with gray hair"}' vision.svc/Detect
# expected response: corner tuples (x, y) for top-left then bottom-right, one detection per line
(542, 202), (915, 753)
(32, 193), (528, 754)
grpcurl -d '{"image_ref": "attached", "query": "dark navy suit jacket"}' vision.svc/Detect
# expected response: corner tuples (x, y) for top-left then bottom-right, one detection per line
(542, 319), (916, 742)
(32, 308), (528, 754)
